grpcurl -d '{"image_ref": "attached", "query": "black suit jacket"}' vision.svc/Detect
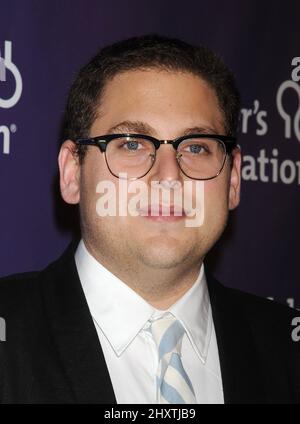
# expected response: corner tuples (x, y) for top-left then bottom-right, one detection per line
(0, 241), (300, 404)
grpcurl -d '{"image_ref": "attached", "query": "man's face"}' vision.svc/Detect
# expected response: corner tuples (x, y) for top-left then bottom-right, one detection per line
(60, 69), (241, 272)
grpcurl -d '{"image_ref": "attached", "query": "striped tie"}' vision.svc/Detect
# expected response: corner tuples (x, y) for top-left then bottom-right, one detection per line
(150, 313), (197, 404)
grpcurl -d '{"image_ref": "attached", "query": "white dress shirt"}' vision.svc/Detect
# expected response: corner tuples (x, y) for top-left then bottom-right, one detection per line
(75, 239), (224, 404)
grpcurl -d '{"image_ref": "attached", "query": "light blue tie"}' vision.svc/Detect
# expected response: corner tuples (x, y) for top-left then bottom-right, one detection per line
(151, 313), (197, 404)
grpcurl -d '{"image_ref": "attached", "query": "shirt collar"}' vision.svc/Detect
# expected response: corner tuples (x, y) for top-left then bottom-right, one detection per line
(167, 265), (212, 363)
(75, 239), (212, 362)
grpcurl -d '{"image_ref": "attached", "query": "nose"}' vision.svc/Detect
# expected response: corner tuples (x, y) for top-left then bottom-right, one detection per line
(149, 144), (182, 184)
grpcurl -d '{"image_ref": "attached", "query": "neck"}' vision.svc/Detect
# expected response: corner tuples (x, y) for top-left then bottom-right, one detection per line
(83, 239), (203, 310)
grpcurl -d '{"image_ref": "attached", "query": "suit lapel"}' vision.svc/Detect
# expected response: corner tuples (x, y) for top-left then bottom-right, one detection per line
(40, 241), (117, 404)
(206, 273), (267, 404)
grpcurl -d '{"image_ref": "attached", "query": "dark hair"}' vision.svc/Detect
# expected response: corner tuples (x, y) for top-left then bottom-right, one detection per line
(62, 34), (240, 162)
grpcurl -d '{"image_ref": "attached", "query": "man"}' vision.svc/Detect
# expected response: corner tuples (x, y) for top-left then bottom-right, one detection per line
(0, 34), (299, 404)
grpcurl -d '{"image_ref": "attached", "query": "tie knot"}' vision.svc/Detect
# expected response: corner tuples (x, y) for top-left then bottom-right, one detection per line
(150, 313), (185, 359)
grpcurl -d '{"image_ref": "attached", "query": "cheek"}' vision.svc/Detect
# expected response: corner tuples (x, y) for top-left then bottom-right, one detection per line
(81, 152), (114, 201)
(203, 177), (230, 224)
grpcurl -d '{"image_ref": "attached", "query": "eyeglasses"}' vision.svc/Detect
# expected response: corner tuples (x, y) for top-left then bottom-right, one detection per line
(74, 133), (237, 180)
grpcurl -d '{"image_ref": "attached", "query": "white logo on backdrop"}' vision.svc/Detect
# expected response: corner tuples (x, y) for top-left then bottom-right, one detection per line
(0, 41), (22, 154)
(0, 41), (23, 108)
(241, 57), (300, 185)
(0, 317), (6, 342)
(0, 55), (5, 82)
(276, 80), (300, 142)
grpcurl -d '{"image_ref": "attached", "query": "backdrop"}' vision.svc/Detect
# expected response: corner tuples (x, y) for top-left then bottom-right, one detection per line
(0, 0), (299, 309)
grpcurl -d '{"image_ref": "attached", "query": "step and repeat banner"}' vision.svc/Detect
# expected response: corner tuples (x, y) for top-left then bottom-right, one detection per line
(0, 0), (299, 309)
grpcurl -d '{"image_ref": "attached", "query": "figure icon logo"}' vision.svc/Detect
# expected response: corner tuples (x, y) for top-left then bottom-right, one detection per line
(0, 41), (23, 109)
(0, 54), (5, 82)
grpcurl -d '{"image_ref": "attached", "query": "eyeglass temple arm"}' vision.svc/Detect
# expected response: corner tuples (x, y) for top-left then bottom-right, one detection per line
(74, 138), (107, 152)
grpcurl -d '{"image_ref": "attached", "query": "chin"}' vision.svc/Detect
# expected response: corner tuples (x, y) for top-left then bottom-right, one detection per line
(139, 254), (188, 270)
(135, 239), (195, 270)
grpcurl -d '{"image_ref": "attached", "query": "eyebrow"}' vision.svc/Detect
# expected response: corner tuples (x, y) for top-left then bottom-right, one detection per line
(106, 120), (220, 137)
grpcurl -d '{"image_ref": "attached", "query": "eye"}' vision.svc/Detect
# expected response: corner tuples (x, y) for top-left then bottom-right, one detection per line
(187, 144), (206, 154)
(117, 137), (154, 152)
(180, 142), (210, 155)
(121, 140), (141, 151)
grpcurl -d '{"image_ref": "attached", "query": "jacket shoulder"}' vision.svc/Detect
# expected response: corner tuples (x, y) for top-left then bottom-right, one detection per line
(0, 240), (78, 316)
(225, 284), (299, 323)
(207, 273), (300, 347)
(0, 272), (41, 315)
(0, 241), (78, 317)
(221, 283), (300, 359)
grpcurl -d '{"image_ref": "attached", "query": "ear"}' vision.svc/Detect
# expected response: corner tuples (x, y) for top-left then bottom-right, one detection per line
(228, 146), (241, 210)
(58, 140), (81, 204)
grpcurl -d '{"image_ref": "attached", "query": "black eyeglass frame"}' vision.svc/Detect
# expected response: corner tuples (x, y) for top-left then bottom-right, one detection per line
(74, 133), (237, 180)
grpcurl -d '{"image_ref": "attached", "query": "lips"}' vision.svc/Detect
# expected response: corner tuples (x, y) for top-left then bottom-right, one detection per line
(137, 204), (187, 217)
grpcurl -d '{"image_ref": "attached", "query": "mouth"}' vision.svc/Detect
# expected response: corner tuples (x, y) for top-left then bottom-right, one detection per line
(137, 204), (187, 222)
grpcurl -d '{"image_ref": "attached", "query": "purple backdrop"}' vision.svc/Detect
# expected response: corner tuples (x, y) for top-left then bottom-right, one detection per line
(0, 0), (299, 309)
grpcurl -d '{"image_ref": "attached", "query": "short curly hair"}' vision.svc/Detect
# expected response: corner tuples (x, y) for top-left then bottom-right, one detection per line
(62, 34), (240, 163)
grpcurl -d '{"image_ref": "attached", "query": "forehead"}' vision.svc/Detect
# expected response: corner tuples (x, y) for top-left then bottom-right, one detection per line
(92, 69), (224, 136)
